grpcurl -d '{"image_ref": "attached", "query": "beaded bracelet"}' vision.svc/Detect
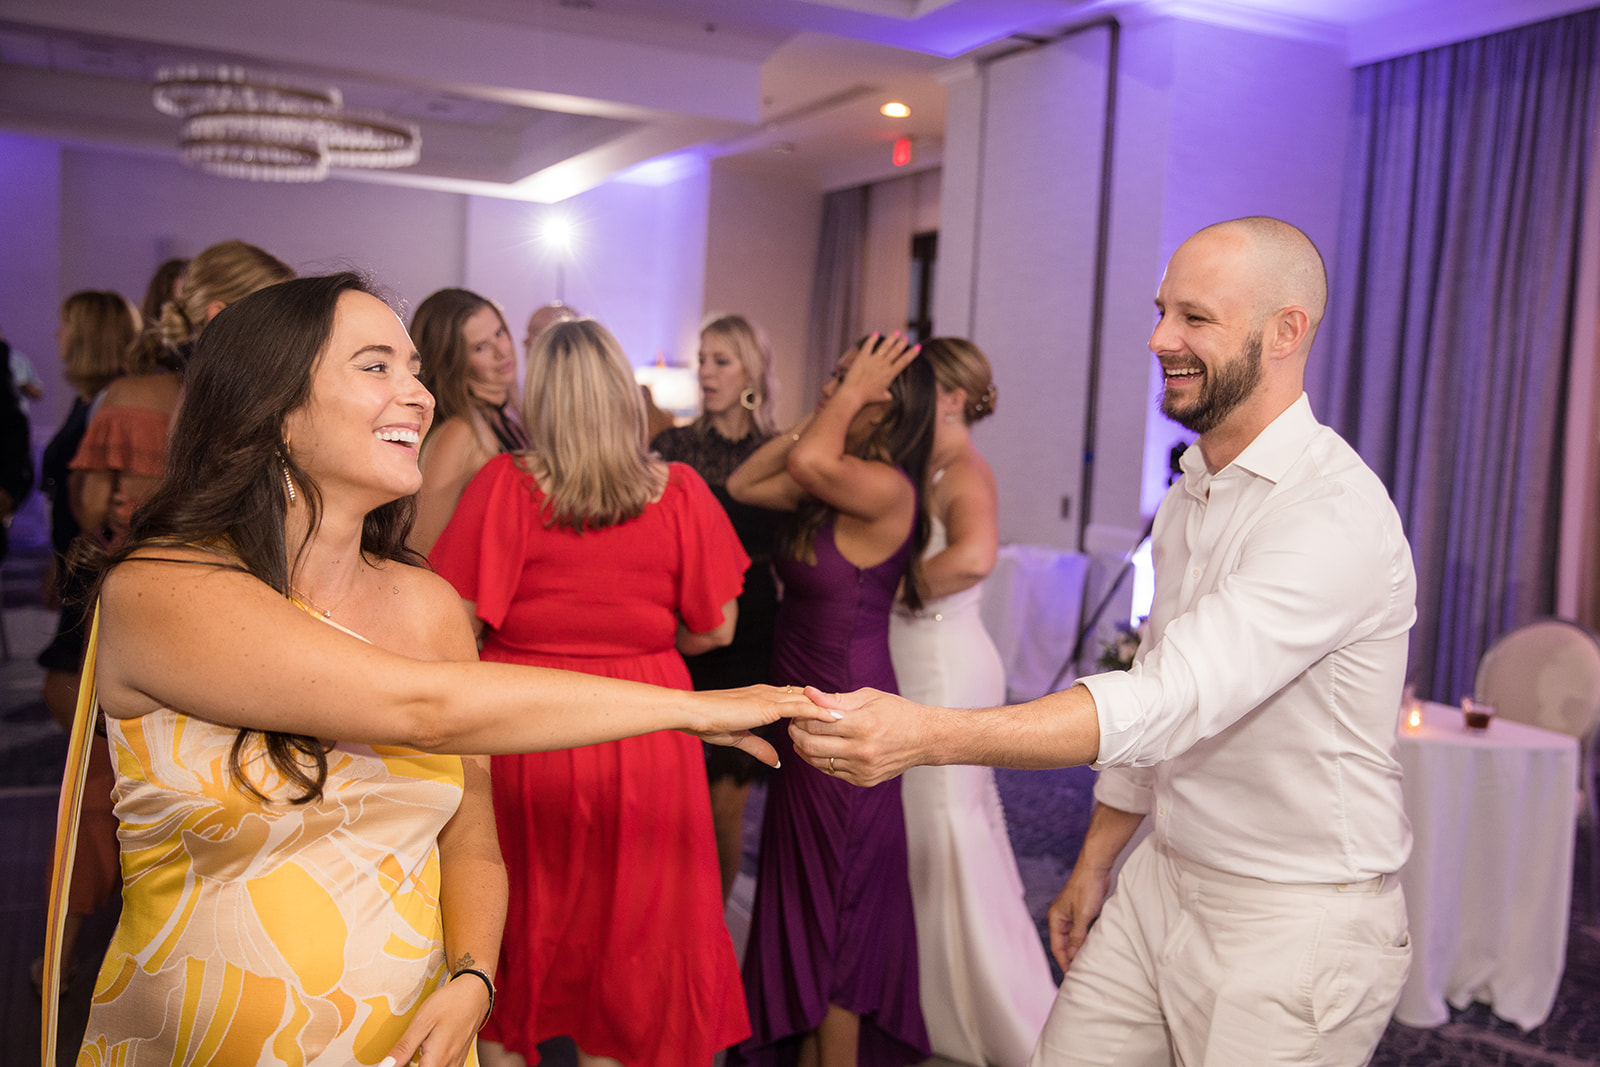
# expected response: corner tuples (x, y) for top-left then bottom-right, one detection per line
(450, 966), (496, 1029)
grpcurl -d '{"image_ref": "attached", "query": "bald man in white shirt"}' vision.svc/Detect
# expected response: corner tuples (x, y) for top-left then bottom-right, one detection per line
(794, 216), (1416, 1065)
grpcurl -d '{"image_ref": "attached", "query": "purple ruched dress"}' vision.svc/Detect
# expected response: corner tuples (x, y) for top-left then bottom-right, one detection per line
(732, 518), (931, 1067)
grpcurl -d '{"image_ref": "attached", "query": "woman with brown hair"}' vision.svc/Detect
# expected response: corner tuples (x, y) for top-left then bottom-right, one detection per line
(432, 318), (755, 1067)
(56, 275), (809, 1065)
(410, 289), (527, 554)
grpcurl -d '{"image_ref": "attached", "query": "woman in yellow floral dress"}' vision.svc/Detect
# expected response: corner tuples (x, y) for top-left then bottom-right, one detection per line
(68, 273), (815, 1066)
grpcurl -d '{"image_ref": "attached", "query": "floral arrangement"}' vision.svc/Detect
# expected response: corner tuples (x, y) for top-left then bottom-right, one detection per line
(1096, 620), (1143, 672)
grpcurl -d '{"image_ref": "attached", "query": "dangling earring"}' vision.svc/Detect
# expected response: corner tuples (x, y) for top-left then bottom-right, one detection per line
(739, 388), (758, 411)
(280, 439), (297, 504)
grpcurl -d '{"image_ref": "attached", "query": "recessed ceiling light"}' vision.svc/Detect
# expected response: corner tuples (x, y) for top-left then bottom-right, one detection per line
(881, 102), (910, 118)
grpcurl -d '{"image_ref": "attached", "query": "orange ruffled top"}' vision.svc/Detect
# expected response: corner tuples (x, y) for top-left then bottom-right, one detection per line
(68, 405), (172, 480)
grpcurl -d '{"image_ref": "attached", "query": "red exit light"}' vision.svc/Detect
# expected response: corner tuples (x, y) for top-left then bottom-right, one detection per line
(892, 137), (913, 167)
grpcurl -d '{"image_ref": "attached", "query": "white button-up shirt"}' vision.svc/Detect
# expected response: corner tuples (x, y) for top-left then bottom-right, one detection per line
(1081, 394), (1415, 883)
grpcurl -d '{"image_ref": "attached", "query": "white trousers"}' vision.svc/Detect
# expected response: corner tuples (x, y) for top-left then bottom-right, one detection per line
(1029, 838), (1411, 1067)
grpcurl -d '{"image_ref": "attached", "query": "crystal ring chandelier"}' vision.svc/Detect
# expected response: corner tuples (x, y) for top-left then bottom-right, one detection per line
(154, 66), (420, 182)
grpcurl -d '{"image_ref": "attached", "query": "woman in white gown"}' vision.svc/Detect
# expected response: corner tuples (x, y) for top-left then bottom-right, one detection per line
(889, 338), (1056, 1067)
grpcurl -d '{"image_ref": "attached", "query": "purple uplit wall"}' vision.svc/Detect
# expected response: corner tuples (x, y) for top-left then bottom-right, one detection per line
(1137, 18), (1351, 519)
(0, 132), (64, 441)
(7, 138), (716, 439)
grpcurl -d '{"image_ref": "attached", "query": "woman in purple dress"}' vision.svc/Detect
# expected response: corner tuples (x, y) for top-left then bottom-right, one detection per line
(727, 332), (937, 1067)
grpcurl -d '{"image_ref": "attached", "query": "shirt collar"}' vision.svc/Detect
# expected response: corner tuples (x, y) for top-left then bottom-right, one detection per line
(1179, 392), (1317, 492)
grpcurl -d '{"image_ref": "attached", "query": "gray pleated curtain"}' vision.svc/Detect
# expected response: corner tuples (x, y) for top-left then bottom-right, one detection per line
(1311, 10), (1600, 703)
(805, 186), (869, 406)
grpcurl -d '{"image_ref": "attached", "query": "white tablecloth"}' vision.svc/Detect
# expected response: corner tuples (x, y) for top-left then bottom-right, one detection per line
(1393, 705), (1579, 1029)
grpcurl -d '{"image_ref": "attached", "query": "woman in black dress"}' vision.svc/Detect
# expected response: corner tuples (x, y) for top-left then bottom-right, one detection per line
(652, 313), (788, 899)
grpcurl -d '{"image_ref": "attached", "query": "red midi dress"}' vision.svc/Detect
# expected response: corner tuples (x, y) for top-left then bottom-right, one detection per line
(431, 454), (751, 1066)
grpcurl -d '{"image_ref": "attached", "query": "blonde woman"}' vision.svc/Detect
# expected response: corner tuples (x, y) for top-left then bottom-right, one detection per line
(888, 338), (1055, 1067)
(432, 319), (754, 1067)
(652, 313), (788, 900)
(411, 289), (529, 554)
(157, 239), (294, 366)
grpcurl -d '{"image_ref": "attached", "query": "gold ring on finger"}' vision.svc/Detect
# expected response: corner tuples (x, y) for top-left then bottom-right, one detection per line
(829, 756), (836, 774)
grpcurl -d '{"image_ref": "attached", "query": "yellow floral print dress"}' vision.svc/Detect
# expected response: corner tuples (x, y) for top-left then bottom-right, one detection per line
(77, 702), (471, 1066)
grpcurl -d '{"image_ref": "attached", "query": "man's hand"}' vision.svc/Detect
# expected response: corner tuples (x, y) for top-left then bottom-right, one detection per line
(789, 686), (939, 786)
(1047, 861), (1113, 973)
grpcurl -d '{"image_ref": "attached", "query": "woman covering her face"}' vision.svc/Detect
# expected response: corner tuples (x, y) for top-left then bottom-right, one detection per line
(727, 332), (938, 1067)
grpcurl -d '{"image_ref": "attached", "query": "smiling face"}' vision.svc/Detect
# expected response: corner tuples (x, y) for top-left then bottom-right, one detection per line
(282, 290), (435, 508)
(698, 330), (750, 417)
(1149, 234), (1267, 437)
(461, 304), (517, 401)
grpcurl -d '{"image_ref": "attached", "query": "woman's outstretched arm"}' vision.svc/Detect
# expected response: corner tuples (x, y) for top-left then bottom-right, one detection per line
(94, 550), (825, 762)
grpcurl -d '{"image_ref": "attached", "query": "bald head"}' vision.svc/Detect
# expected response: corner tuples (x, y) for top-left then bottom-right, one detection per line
(1188, 216), (1327, 343)
(525, 302), (577, 352)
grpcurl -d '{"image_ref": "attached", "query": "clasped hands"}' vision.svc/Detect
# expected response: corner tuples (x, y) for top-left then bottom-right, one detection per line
(686, 683), (924, 783)
(790, 685), (930, 786)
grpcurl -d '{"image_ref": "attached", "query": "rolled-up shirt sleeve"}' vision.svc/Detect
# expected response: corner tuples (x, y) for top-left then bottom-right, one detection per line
(1087, 478), (1399, 770)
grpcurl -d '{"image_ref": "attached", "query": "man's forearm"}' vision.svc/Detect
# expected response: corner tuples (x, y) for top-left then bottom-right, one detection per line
(926, 683), (1102, 770)
(1074, 801), (1146, 874)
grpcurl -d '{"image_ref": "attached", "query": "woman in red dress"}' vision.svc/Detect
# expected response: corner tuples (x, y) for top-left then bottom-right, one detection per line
(432, 318), (752, 1067)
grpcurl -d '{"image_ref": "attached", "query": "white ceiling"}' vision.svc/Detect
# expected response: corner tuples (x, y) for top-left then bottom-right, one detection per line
(0, 0), (1591, 200)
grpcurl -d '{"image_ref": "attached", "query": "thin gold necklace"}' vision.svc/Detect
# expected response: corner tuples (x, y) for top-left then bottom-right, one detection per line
(290, 587), (335, 619)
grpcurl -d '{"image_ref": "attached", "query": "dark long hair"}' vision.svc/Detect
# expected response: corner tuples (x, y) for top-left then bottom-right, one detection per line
(112, 272), (423, 803)
(783, 352), (937, 611)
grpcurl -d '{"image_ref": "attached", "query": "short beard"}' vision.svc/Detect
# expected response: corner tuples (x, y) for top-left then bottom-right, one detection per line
(1161, 329), (1263, 435)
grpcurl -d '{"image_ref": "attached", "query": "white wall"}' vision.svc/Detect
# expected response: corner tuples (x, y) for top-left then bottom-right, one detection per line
(463, 166), (712, 374)
(936, 27), (1115, 551)
(702, 155), (825, 426)
(1128, 17), (1351, 522)
(934, 16), (1352, 557)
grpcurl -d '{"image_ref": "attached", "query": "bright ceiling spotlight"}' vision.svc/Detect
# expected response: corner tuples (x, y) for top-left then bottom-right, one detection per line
(880, 101), (911, 118)
(541, 214), (577, 254)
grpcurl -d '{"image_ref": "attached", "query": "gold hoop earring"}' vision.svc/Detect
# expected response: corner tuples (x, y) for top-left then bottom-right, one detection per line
(739, 388), (758, 411)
